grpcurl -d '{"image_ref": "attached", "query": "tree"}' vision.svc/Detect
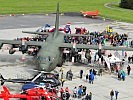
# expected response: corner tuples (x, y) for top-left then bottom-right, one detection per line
(120, 0), (133, 9)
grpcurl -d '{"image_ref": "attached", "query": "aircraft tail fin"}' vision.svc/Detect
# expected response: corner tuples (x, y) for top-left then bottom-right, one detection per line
(80, 10), (84, 14)
(0, 74), (6, 85)
(96, 10), (99, 14)
(53, 2), (60, 38)
(3, 86), (11, 95)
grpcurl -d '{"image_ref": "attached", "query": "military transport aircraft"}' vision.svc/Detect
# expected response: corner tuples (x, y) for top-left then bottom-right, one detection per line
(0, 3), (133, 72)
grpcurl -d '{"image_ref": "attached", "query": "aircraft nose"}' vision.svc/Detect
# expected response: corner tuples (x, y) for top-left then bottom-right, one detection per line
(39, 64), (50, 72)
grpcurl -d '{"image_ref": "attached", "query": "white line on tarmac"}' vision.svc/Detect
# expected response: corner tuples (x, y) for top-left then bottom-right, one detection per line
(74, 22), (84, 24)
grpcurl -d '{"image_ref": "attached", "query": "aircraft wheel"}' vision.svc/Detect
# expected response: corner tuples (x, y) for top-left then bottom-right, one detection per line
(57, 62), (63, 67)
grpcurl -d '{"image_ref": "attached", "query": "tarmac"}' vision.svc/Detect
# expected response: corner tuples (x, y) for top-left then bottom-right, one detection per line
(0, 20), (133, 100)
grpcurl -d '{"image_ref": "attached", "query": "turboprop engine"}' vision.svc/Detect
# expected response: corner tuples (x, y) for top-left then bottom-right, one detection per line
(19, 38), (28, 54)
(85, 49), (91, 60)
(9, 48), (16, 54)
(19, 45), (28, 54)
(0, 43), (3, 49)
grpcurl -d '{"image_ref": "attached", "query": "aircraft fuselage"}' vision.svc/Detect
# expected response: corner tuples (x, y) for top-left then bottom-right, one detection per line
(36, 32), (64, 72)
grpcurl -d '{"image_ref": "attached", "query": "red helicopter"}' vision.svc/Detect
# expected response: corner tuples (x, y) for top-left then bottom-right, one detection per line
(0, 86), (61, 100)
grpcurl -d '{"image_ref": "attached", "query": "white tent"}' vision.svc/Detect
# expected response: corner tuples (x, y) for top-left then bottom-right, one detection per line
(103, 55), (122, 70)
(109, 55), (122, 63)
(103, 55), (122, 64)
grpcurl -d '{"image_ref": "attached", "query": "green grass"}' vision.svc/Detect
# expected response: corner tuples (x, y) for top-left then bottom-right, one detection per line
(0, 0), (133, 23)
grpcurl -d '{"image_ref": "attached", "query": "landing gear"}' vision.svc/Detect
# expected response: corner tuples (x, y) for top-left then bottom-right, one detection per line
(57, 61), (63, 67)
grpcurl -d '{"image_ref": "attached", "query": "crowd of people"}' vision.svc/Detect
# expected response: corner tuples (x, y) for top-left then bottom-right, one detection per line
(58, 85), (92, 100)
(12, 24), (132, 100)
(110, 89), (119, 100)
(56, 57), (132, 99)
(15, 24), (132, 50)
(64, 27), (129, 48)
(15, 35), (46, 42)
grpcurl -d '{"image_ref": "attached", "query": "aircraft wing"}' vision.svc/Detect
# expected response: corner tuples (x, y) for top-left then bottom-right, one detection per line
(22, 31), (49, 35)
(102, 46), (133, 51)
(0, 40), (44, 47)
(65, 34), (93, 37)
(59, 43), (98, 49)
(60, 43), (133, 51)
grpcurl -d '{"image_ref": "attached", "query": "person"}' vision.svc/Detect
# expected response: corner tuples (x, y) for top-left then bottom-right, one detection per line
(47, 83), (52, 90)
(66, 91), (70, 100)
(122, 59), (125, 67)
(86, 74), (89, 82)
(94, 54), (97, 62)
(55, 73), (59, 80)
(80, 70), (83, 79)
(85, 94), (89, 100)
(75, 27), (81, 34)
(90, 92), (92, 100)
(82, 86), (87, 96)
(61, 79), (65, 87)
(64, 23), (71, 34)
(118, 71), (121, 80)
(128, 56), (131, 63)
(131, 55), (133, 63)
(89, 72), (94, 84)
(69, 72), (73, 81)
(66, 69), (72, 80)
(115, 90), (119, 100)
(73, 87), (77, 98)
(65, 87), (69, 93)
(115, 66), (119, 74)
(89, 69), (92, 74)
(99, 68), (103, 76)
(121, 71), (126, 81)
(60, 88), (64, 99)
(92, 69), (97, 79)
(92, 69), (97, 76)
(67, 69), (73, 81)
(127, 65), (131, 75)
(60, 68), (64, 80)
(110, 89), (114, 100)
(78, 86), (83, 98)
(124, 51), (127, 58)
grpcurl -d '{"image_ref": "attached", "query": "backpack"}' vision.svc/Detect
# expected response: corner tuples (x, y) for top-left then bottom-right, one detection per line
(110, 91), (114, 96)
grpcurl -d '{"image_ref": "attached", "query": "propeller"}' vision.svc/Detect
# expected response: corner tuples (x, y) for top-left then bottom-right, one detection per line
(0, 73), (6, 85)
(27, 69), (59, 74)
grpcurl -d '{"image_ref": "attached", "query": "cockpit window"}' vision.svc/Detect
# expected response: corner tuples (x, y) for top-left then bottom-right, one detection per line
(48, 56), (51, 61)
(37, 56), (52, 62)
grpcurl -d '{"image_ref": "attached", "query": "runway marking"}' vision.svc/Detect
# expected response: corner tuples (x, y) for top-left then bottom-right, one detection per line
(20, 24), (30, 27)
(74, 22), (84, 24)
